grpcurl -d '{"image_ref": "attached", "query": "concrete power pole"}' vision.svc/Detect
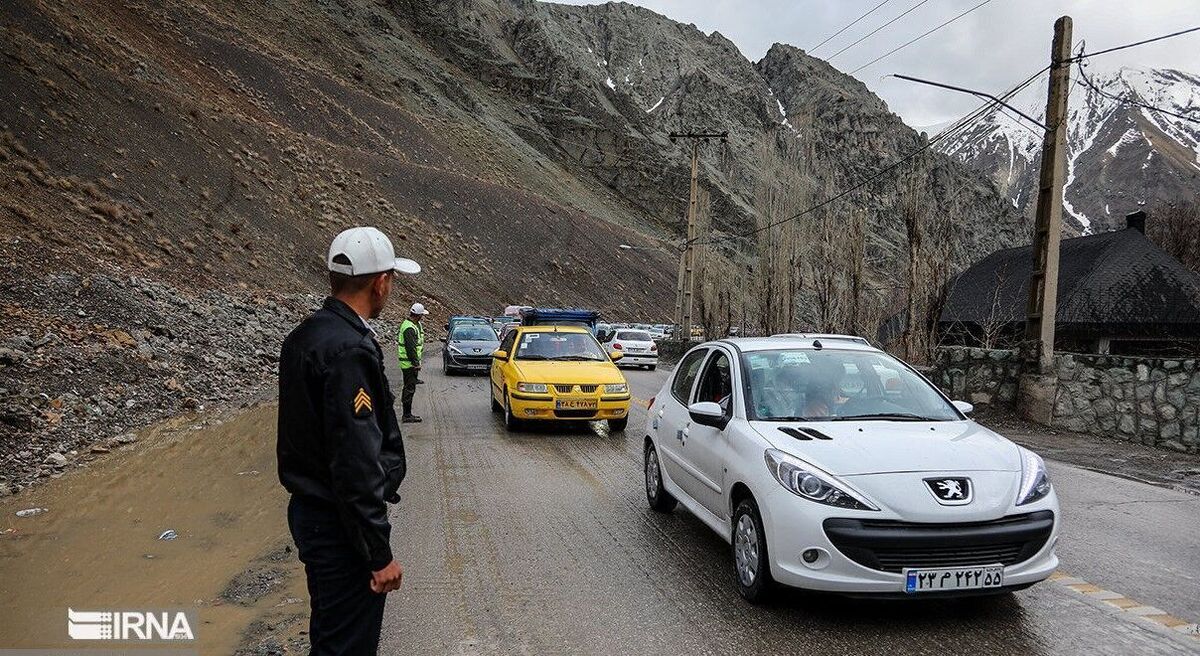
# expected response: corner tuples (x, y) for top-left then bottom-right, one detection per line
(1020, 15), (1072, 422)
(669, 131), (726, 341)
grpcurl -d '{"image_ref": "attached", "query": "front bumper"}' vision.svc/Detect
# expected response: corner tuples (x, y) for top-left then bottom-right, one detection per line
(445, 351), (492, 370)
(757, 483), (1060, 594)
(509, 391), (631, 422)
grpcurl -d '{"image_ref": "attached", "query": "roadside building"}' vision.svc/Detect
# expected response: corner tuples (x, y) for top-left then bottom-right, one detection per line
(939, 211), (1200, 356)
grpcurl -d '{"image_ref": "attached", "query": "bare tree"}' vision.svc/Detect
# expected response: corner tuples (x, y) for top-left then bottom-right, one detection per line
(1148, 201), (1200, 274)
(751, 132), (810, 335)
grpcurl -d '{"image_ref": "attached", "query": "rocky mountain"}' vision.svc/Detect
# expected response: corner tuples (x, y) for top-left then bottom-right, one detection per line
(935, 66), (1200, 235)
(398, 0), (1028, 270)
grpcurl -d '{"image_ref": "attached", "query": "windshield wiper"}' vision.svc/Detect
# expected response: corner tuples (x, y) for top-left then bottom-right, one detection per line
(551, 355), (603, 361)
(517, 354), (551, 360)
(831, 412), (939, 422)
(761, 415), (829, 422)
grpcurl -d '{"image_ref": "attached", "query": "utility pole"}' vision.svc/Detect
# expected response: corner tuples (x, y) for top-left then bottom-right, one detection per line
(1018, 15), (1071, 425)
(1024, 16), (1072, 373)
(669, 130), (727, 341)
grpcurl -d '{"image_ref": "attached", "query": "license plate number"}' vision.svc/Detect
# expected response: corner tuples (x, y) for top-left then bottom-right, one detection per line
(904, 564), (1003, 593)
(556, 399), (597, 410)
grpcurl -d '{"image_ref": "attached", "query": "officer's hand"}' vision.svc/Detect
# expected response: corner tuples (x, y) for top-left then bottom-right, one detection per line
(370, 560), (403, 594)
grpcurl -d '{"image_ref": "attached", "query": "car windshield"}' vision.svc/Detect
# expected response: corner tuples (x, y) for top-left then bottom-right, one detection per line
(515, 331), (607, 361)
(451, 325), (497, 342)
(742, 349), (960, 422)
(616, 331), (652, 341)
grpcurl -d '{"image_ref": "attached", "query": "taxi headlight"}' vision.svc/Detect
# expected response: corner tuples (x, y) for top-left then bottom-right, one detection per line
(604, 383), (628, 394)
(517, 382), (547, 394)
(763, 449), (878, 511)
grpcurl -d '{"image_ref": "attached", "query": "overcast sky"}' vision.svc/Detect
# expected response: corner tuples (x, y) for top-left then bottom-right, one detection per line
(553, 0), (1200, 127)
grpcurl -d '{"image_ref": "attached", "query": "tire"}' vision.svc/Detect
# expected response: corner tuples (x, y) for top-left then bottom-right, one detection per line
(490, 384), (502, 413)
(644, 441), (677, 512)
(732, 497), (774, 604)
(503, 390), (522, 431)
(607, 416), (628, 432)
(647, 364), (656, 371)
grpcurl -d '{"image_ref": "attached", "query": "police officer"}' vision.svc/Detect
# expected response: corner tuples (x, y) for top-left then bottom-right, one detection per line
(396, 302), (428, 423)
(277, 227), (419, 654)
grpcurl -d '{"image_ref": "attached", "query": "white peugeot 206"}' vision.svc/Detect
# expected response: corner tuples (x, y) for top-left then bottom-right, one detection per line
(643, 335), (1059, 602)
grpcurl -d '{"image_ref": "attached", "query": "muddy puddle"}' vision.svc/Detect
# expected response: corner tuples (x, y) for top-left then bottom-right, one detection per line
(0, 403), (305, 653)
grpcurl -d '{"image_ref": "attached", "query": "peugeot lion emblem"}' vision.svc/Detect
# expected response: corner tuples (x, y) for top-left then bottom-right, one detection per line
(924, 477), (972, 505)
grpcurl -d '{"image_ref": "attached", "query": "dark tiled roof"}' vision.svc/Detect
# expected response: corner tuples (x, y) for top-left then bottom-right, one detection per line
(940, 228), (1200, 332)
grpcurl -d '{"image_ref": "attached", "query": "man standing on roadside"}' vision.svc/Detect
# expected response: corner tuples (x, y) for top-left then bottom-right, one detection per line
(277, 227), (419, 654)
(397, 302), (428, 423)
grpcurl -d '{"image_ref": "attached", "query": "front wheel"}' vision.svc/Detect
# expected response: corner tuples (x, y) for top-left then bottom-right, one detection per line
(644, 442), (677, 512)
(733, 498), (774, 604)
(607, 417), (628, 432)
(503, 390), (522, 431)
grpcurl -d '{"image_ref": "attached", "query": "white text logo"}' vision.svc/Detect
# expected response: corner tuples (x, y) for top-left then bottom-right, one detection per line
(68, 608), (195, 641)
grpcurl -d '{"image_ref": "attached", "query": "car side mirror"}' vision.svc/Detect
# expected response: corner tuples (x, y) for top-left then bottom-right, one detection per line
(492, 349), (508, 360)
(689, 401), (729, 430)
(952, 400), (974, 415)
(609, 351), (623, 362)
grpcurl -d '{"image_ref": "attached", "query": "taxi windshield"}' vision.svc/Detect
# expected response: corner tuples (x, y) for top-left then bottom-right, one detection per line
(742, 349), (960, 422)
(515, 332), (607, 361)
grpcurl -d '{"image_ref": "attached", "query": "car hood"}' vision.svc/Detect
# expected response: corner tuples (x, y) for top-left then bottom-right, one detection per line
(511, 359), (624, 384)
(449, 339), (499, 352)
(750, 420), (1021, 476)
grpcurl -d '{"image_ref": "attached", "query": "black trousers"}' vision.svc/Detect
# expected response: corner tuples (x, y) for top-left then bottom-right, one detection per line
(288, 495), (387, 655)
(401, 367), (418, 416)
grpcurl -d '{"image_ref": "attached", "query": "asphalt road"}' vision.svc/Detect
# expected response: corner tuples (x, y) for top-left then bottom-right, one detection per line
(381, 354), (1200, 655)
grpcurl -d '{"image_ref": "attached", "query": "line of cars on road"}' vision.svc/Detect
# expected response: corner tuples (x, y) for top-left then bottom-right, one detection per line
(443, 312), (1062, 604)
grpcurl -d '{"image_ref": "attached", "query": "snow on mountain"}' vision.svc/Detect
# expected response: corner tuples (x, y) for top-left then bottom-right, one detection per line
(934, 66), (1200, 235)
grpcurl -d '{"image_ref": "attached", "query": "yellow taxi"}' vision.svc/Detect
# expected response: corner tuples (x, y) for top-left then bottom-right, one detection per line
(489, 325), (631, 431)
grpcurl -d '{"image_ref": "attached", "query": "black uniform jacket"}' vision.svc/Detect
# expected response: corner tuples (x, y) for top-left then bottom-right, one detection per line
(277, 296), (406, 570)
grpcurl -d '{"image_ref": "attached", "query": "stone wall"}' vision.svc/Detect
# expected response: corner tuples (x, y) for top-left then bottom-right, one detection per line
(930, 347), (1022, 408)
(1053, 354), (1199, 452)
(931, 346), (1200, 453)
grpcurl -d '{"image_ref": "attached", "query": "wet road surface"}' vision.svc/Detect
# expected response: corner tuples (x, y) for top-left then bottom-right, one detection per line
(382, 357), (1200, 655)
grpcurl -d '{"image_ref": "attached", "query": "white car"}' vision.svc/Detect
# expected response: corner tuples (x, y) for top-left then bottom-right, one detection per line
(601, 329), (658, 370)
(642, 336), (1059, 602)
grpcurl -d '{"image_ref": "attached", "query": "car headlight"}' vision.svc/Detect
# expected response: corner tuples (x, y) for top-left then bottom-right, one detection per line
(447, 345), (463, 355)
(1016, 447), (1052, 505)
(763, 449), (877, 511)
(517, 382), (547, 394)
(604, 383), (628, 394)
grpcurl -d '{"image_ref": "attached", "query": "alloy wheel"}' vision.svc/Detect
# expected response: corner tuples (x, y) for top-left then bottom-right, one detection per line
(734, 514), (759, 587)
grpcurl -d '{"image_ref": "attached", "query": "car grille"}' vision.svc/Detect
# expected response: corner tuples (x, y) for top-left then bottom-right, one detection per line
(823, 511), (1054, 573)
(553, 384), (598, 394)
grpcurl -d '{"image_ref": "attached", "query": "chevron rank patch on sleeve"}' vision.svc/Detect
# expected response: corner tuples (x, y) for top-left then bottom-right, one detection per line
(353, 387), (373, 416)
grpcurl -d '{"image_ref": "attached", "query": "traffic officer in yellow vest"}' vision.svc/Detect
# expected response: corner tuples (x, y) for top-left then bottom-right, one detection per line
(397, 302), (428, 422)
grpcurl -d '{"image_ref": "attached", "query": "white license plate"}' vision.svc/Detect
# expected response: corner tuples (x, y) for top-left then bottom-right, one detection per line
(904, 564), (1003, 593)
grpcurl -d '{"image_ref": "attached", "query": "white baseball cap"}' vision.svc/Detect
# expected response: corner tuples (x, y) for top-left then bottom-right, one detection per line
(327, 227), (421, 276)
(410, 302), (429, 315)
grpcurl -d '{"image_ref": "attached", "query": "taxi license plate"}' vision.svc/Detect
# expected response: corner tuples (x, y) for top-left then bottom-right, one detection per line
(556, 399), (597, 410)
(904, 564), (1003, 593)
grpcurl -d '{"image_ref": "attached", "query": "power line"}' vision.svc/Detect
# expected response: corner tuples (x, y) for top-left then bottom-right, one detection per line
(848, 0), (994, 75)
(1066, 25), (1200, 62)
(693, 66), (1047, 247)
(811, 0), (897, 52)
(809, 0), (895, 53)
(826, 0), (933, 61)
